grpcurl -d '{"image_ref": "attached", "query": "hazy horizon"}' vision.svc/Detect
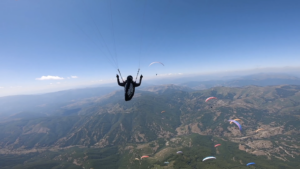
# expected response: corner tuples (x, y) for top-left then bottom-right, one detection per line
(1, 66), (300, 97)
(1, 0), (299, 96)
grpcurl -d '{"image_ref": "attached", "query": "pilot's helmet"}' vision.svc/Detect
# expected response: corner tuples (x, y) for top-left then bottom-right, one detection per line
(127, 75), (133, 81)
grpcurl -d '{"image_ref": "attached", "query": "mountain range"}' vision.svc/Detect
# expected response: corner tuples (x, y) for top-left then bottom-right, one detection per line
(0, 73), (300, 168)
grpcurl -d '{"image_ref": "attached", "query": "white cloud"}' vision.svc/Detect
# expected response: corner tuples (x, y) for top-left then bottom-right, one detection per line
(56, 82), (61, 84)
(0, 86), (4, 89)
(71, 76), (78, 79)
(36, 75), (64, 80)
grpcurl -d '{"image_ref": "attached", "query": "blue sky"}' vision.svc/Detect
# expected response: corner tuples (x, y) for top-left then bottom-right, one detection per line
(0, 0), (300, 96)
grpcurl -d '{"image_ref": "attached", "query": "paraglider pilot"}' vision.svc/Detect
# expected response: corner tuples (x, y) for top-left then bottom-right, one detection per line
(116, 74), (143, 101)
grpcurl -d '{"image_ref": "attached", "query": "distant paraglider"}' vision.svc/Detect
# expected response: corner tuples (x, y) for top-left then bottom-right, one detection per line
(141, 156), (149, 159)
(205, 97), (217, 108)
(161, 111), (165, 113)
(255, 128), (264, 132)
(164, 161), (169, 164)
(134, 158), (140, 160)
(149, 62), (164, 76)
(202, 156), (216, 161)
(205, 97), (217, 102)
(214, 144), (221, 147)
(149, 62), (164, 66)
(230, 119), (242, 124)
(247, 162), (255, 166)
(228, 120), (242, 131)
(176, 151), (183, 154)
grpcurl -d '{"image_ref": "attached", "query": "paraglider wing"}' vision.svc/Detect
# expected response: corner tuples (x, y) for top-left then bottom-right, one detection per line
(149, 62), (164, 66)
(202, 156), (216, 161)
(214, 144), (221, 147)
(161, 111), (165, 113)
(228, 120), (242, 131)
(246, 162), (255, 166)
(164, 162), (169, 164)
(176, 151), (183, 154)
(141, 156), (149, 159)
(230, 119), (241, 124)
(255, 128), (264, 132)
(135, 158), (140, 160)
(205, 97), (217, 102)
